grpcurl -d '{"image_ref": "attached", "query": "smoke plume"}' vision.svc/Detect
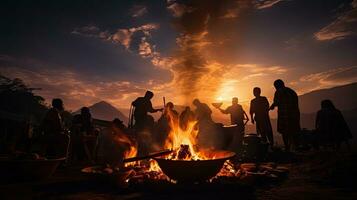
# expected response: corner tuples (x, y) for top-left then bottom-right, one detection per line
(167, 0), (253, 102)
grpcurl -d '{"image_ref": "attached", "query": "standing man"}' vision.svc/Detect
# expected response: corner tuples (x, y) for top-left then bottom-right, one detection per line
(131, 91), (162, 156)
(192, 99), (217, 148)
(179, 106), (195, 131)
(216, 97), (249, 132)
(192, 99), (213, 123)
(270, 79), (300, 151)
(250, 87), (274, 146)
(215, 97), (249, 149)
(41, 98), (67, 158)
(132, 91), (163, 131)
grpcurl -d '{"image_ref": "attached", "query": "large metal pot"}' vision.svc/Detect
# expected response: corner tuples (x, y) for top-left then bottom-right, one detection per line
(154, 151), (235, 182)
(242, 134), (268, 161)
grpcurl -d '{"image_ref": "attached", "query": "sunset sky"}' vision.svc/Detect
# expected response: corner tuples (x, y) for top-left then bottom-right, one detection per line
(1, 0), (357, 112)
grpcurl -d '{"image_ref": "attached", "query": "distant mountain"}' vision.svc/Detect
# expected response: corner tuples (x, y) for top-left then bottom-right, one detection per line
(74, 101), (128, 124)
(299, 82), (357, 113)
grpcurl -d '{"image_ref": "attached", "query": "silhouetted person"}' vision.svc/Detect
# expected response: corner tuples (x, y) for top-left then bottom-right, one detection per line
(79, 107), (93, 135)
(41, 98), (67, 158)
(164, 102), (179, 121)
(156, 102), (179, 147)
(132, 91), (162, 155)
(193, 99), (220, 148)
(193, 99), (213, 123)
(112, 118), (128, 134)
(179, 106), (195, 130)
(270, 79), (300, 151)
(132, 91), (162, 131)
(316, 100), (352, 150)
(97, 118), (134, 166)
(250, 87), (274, 146)
(217, 97), (249, 127)
(215, 97), (248, 149)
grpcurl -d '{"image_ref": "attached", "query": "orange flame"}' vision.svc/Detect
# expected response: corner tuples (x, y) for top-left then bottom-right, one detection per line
(163, 109), (209, 160)
(112, 131), (138, 161)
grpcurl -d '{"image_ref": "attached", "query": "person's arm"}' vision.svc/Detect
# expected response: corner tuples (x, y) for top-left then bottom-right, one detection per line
(218, 106), (229, 114)
(250, 101), (255, 124)
(270, 92), (278, 110)
(264, 97), (270, 112)
(243, 110), (249, 122)
(148, 101), (163, 113)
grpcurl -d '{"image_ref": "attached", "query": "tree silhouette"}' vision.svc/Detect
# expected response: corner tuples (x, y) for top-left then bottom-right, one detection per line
(0, 75), (48, 124)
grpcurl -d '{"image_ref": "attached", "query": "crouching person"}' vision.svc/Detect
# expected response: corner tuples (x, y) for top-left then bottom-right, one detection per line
(315, 100), (352, 150)
(97, 118), (136, 167)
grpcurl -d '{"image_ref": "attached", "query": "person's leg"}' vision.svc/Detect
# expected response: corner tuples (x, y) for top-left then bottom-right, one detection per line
(257, 121), (267, 143)
(282, 133), (290, 151)
(266, 130), (274, 147)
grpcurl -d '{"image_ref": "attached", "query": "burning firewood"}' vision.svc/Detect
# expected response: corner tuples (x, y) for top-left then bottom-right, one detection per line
(177, 144), (192, 160)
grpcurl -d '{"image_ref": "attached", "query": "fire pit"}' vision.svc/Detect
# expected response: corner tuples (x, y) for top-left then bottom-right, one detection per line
(154, 151), (235, 182)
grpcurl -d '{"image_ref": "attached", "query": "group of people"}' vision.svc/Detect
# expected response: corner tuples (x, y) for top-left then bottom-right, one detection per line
(129, 79), (351, 153)
(40, 79), (352, 160)
(129, 79), (298, 152)
(40, 99), (97, 160)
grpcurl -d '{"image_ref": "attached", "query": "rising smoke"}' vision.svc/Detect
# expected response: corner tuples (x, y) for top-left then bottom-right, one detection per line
(167, 0), (253, 102)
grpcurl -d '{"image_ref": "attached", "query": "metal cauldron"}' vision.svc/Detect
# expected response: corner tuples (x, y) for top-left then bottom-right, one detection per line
(242, 134), (268, 161)
(154, 151), (235, 182)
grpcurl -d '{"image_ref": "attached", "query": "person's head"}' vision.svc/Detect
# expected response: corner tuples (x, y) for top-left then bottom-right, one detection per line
(52, 98), (64, 111)
(166, 102), (174, 110)
(112, 118), (124, 129)
(80, 107), (90, 115)
(192, 98), (200, 106)
(321, 99), (335, 110)
(253, 87), (261, 97)
(144, 90), (154, 99)
(273, 79), (285, 90)
(232, 97), (238, 105)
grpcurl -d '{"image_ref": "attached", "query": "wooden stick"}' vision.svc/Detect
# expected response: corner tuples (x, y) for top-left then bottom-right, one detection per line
(123, 149), (173, 163)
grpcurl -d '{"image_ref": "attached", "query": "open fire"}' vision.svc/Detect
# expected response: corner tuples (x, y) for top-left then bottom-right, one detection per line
(117, 110), (238, 183)
(83, 109), (288, 185)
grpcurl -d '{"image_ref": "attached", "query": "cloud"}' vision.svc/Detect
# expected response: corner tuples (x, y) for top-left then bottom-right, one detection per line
(72, 23), (175, 76)
(0, 66), (148, 111)
(255, 0), (284, 9)
(130, 5), (148, 18)
(167, 2), (192, 18)
(221, 8), (240, 19)
(300, 66), (357, 84)
(299, 66), (357, 90)
(314, 0), (357, 41)
(236, 64), (288, 76)
(72, 23), (159, 50)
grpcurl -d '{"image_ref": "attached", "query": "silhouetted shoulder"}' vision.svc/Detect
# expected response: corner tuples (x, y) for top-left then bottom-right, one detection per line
(286, 87), (298, 96)
(132, 97), (144, 106)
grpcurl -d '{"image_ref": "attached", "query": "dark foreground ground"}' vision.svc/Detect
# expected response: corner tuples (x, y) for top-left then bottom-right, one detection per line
(1, 150), (357, 200)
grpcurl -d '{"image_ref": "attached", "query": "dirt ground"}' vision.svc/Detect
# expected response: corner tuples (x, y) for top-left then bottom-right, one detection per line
(1, 150), (357, 200)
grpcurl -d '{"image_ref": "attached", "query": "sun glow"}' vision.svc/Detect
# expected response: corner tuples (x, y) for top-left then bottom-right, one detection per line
(216, 96), (224, 102)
